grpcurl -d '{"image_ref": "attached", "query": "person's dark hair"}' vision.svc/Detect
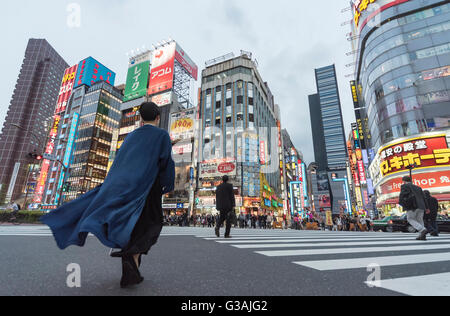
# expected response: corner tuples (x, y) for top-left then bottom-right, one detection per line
(222, 175), (229, 183)
(424, 190), (431, 198)
(139, 102), (160, 122)
(402, 176), (412, 183)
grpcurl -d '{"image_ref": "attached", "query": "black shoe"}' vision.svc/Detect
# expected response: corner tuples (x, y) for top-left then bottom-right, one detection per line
(224, 235), (232, 239)
(120, 256), (144, 289)
(430, 233), (439, 237)
(215, 228), (220, 237)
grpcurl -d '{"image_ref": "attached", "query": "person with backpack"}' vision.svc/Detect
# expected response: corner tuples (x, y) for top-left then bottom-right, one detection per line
(399, 176), (429, 240)
(424, 190), (439, 237)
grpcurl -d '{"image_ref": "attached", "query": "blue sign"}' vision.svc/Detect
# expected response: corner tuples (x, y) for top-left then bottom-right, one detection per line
(74, 57), (116, 88)
(177, 203), (184, 209)
(55, 113), (80, 204)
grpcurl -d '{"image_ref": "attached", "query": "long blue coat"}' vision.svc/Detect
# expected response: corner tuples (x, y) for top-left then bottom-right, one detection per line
(41, 125), (175, 250)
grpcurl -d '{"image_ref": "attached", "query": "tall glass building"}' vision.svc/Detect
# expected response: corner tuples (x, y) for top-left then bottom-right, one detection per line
(64, 81), (122, 201)
(352, 0), (450, 151)
(311, 65), (348, 171)
(351, 0), (450, 212)
(309, 65), (349, 214)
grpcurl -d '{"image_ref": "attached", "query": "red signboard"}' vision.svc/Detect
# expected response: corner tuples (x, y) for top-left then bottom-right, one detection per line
(148, 42), (176, 95)
(218, 162), (235, 174)
(34, 65), (78, 203)
(260, 141), (266, 165)
(380, 170), (450, 195)
(379, 135), (450, 177)
(175, 44), (198, 81)
(358, 160), (367, 184)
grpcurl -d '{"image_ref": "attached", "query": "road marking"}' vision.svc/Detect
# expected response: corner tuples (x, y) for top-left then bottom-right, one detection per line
(232, 239), (450, 249)
(255, 244), (450, 257)
(365, 272), (450, 296)
(293, 252), (450, 271)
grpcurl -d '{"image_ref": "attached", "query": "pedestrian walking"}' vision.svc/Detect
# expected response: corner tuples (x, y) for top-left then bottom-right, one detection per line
(399, 176), (429, 240)
(41, 102), (175, 288)
(214, 175), (236, 238)
(424, 190), (439, 237)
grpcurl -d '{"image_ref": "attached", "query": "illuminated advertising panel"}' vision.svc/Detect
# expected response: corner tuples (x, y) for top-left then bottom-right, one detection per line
(354, 0), (411, 31)
(358, 160), (367, 184)
(379, 135), (450, 177)
(74, 57), (116, 88)
(56, 65), (78, 114)
(199, 159), (236, 179)
(169, 109), (195, 141)
(380, 170), (450, 196)
(148, 42), (176, 95)
(34, 115), (61, 203)
(124, 52), (151, 102)
(34, 63), (80, 203)
(260, 141), (266, 165)
(151, 91), (173, 107)
(175, 43), (198, 81)
(55, 112), (80, 204)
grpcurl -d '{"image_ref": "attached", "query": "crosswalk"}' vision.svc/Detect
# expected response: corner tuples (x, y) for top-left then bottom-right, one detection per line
(2, 225), (449, 295)
(200, 229), (450, 296)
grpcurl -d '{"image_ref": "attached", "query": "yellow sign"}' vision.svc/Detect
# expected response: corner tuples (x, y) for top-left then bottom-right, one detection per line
(354, 0), (378, 26)
(326, 211), (333, 226)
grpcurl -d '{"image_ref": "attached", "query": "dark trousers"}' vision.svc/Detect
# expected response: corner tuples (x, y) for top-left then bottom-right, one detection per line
(216, 210), (232, 237)
(425, 217), (439, 235)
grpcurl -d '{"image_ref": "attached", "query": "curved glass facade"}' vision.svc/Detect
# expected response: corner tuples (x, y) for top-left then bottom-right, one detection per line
(355, 1), (450, 152)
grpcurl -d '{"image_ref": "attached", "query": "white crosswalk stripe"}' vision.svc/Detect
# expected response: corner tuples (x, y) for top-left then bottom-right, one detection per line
(200, 229), (450, 296)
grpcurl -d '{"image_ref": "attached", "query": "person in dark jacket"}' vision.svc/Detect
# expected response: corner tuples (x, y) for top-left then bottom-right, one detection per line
(424, 190), (439, 237)
(214, 175), (236, 238)
(399, 176), (429, 240)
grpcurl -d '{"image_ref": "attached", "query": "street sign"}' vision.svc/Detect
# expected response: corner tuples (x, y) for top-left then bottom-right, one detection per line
(43, 154), (56, 161)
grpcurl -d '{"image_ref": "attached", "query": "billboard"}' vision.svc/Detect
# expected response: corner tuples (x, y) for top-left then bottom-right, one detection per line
(74, 57), (116, 88)
(56, 65), (78, 114)
(380, 170), (450, 196)
(379, 135), (450, 177)
(123, 52), (151, 102)
(148, 42), (177, 95)
(199, 159), (236, 179)
(175, 43), (198, 81)
(354, 0), (411, 31)
(55, 112), (80, 204)
(151, 91), (173, 107)
(169, 109), (195, 141)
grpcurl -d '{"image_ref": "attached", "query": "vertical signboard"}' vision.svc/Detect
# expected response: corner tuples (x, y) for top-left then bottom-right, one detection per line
(55, 112), (80, 204)
(34, 65), (78, 203)
(124, 52), (151, 102)
(148, 42), (177, 95)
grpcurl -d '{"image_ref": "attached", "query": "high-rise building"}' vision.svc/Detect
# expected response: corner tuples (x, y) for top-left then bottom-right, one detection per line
(33, 56), (118, 208)
(64, 81), (122, 202)
(350, 0), (450, 214)
(309, 65), (349, 214)
(196, 51), (283, 216)
(0, 39), (68, 204)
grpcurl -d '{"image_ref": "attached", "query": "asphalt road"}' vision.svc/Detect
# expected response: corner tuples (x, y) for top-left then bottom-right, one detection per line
(0, 226), (449, 296)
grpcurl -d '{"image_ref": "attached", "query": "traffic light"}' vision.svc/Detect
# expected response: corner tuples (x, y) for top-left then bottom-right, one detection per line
(27, 152), (43, 161)
(62, 183), (71, 192)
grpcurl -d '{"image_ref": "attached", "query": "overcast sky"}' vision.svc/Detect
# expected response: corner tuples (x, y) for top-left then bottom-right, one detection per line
(0, 0), (356, 164)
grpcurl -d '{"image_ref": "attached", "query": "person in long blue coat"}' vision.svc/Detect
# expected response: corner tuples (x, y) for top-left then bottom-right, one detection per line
(41, 102), (175, 288)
